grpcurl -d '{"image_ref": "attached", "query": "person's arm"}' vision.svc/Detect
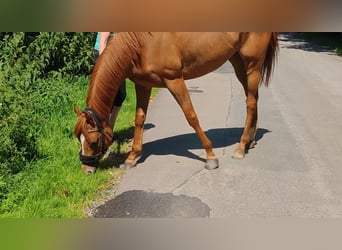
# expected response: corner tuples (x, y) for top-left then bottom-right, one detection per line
(99, 32), (110, 55)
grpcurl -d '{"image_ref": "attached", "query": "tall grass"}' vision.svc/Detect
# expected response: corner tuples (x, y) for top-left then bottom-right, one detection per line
(0, 77), (139, 218)
(0, 32), (160, 217)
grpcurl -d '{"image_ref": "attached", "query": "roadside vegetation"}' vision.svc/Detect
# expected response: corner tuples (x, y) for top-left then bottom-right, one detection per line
(302, 32), (342, 55)
(5, 32), (339, 217)
(0, 32), (151, 217)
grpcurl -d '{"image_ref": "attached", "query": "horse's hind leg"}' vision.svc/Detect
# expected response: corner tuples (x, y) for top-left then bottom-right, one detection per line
(229, 52), (259, 159)
(120, 84), (151, 169)
(166, 78), (218, 170)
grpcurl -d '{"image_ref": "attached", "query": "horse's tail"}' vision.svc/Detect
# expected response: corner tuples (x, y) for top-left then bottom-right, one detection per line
(261, 32), (279, 86)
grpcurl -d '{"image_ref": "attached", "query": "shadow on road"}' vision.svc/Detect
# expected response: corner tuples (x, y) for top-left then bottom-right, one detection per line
(136, 125), (271, 164)
(279, 33), (335, 54)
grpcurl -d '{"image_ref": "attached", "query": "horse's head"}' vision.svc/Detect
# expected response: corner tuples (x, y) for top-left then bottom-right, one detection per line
(73, 104), (113, 174)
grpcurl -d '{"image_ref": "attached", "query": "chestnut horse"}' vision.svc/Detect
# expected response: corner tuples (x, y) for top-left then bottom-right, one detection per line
(74, 32), (278, 174)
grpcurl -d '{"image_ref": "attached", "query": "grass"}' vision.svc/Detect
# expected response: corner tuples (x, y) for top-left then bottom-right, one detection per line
(302, 32), (342, 55)
(0, 76), (158, 218)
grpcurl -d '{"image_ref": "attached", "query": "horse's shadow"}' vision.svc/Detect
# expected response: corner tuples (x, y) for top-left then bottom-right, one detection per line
(135, 124), (271, 164)
(102, 124), (270, 168)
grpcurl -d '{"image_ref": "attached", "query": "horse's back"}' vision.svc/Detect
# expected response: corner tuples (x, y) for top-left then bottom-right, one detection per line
(135, 32), (240, 82)
(131, 32), (273, 84)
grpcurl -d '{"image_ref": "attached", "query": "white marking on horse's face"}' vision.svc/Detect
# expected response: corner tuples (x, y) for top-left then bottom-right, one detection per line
(80, 134), (85, 154)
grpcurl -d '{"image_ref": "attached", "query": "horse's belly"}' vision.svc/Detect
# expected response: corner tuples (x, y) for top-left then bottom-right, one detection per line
(182, 56), (229, 80)
(129, 74), (167, 88)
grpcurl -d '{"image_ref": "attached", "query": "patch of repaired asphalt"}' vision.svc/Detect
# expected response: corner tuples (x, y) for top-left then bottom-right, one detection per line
(93, 190), (211, 218)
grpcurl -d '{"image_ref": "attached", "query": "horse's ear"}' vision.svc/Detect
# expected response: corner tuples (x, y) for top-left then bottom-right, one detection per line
(73, 104), (82, 116)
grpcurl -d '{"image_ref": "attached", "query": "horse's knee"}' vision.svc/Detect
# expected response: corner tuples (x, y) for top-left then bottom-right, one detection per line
(186, 112), (199, 128)
(135, 109), (146, 126)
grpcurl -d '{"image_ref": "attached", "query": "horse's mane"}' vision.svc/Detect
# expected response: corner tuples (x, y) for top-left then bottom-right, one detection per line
(86, 32), (150, 122)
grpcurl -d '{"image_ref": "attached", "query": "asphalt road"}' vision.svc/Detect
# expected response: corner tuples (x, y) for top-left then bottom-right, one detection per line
(93, 33), (342, 218)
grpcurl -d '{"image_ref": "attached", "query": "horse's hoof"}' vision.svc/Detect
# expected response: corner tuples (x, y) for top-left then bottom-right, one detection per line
(205, 158), (219, 170)
(120, 161), (137, 170)
(82, 165), (97, 175)
(249, 140), (257, 149)
(232, 149), (245, 159)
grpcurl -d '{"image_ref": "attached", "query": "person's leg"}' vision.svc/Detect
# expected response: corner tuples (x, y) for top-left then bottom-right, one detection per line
(109, 81), (127, 130)
(108, 106), (121, 129)
(93, 49), (99, 62)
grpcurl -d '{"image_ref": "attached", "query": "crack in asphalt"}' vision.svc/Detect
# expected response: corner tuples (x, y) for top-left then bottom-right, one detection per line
(170, 167), (205, 194)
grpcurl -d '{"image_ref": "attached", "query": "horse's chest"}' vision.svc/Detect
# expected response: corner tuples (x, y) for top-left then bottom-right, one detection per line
(131, 59), (182, 87)
(129, 66), (165, 87)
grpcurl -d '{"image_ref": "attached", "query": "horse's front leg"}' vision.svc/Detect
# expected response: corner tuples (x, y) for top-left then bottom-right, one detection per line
(120, 84), (151, 169)
(166, 78), (219, 170)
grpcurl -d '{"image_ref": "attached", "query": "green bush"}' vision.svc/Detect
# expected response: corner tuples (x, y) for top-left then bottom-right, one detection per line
(302, 32), (342, 55)
(0, 32), (96, 201)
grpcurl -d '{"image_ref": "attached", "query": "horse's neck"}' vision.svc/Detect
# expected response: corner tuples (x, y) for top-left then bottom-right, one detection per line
(87, 38), (137, 123)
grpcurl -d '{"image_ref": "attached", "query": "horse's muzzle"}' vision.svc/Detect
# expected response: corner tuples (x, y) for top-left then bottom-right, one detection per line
(82, 164), (97, 175)
(79, 151), (102, 174)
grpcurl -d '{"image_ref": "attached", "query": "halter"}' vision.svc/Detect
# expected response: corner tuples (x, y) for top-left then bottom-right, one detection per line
(79, 107), (107, 166)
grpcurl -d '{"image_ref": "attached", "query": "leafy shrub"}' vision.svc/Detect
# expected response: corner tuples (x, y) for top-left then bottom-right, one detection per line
(0, 32), (96, 201)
